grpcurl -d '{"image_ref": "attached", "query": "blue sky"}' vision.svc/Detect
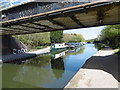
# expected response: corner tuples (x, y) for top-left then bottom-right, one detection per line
(64, 26), (106, 40)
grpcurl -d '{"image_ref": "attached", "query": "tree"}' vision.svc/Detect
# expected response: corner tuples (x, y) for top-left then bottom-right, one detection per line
(100, 25), (120, 49)
(50, 31), (63, 43)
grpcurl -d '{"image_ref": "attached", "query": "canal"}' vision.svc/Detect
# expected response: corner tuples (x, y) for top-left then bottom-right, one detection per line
(2, 44), (98, 88)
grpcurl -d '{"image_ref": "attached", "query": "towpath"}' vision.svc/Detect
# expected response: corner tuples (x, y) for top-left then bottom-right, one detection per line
(65, 47), (119, 88)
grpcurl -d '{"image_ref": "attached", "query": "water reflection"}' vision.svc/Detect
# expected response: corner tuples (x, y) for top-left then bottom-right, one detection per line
(66, 47), (85, 56)
(51, 51), (66, 59)
(51, 57), (65, 79)
(3, 44), (98, 88)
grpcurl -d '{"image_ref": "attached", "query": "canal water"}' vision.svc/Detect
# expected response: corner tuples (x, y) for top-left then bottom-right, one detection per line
(2, 44), (98, 88)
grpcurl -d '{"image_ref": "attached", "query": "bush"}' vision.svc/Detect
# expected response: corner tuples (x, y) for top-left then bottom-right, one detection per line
(99, 25), (120, 49)
(95, 43), (105, 50)
(50, 31), (63, 43)
(14, 32), (50, 49)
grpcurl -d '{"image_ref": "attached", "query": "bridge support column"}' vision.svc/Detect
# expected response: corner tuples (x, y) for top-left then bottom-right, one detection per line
(1, 35), (28, 56)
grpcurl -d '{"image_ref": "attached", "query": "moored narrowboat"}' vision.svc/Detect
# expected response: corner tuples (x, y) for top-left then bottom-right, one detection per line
(51, 43), (68, 50)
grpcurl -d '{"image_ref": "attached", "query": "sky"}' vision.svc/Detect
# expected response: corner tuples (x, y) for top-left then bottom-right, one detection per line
(64, 26), (106, 40)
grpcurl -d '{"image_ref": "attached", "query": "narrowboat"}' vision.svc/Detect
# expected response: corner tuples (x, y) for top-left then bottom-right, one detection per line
(51, 43), (68, 50)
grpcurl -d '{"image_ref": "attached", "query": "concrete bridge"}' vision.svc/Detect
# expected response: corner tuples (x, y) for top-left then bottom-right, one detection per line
(0, 0), (120, 62)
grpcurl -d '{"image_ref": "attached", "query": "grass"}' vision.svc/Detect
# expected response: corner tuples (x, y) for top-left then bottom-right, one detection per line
(35, 46), (45, 49)
(30, 46), (49, 52)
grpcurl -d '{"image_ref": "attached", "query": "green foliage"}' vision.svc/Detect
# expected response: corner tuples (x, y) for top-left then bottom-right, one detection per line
(95, 43), (105, 50)
(35, 46), (46, 49)
(62, 34), (85, 43)
(14, 32), (50, 49)
(100, 25), (120, 49)
(86, 39), (94, 43)
(50, 31), (63, 43)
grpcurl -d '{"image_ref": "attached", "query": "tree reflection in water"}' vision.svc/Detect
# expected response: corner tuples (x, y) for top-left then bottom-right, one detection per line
(51, 56), (65, 79)
(66, 46), (85, 56)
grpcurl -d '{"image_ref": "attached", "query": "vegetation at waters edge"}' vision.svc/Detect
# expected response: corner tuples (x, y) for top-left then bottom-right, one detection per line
(62, 33), (85, 43)
(102, 25), (119, 49)
(14, 31), (85, 50)
(50, 31), (63, 43)
(14, 32), (50, 49)
(95, 43), (105, 50)
(86, 39), (94, 43)
(95, 25), (120, 50)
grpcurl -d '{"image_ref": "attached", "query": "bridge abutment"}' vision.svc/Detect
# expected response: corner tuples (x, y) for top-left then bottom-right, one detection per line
(1, 35), (28, 56)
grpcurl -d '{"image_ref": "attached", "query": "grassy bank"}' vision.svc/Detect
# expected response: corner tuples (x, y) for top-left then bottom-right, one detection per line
(30, 46), (50, 51)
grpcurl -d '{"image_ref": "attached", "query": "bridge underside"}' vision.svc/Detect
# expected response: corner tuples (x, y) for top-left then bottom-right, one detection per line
(1, 1), (120, 35)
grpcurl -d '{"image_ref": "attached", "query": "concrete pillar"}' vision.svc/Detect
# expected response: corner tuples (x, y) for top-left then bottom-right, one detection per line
(1, 35), (28, 55)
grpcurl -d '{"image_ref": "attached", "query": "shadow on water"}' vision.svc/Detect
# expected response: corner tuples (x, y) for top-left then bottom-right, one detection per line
(82, 54), (119, 82)
(2, 53), (37, 63)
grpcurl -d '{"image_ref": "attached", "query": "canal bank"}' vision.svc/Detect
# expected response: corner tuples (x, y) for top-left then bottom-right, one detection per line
(64, 47), (119, 88)
(2, 47), (50, 62)
(28, 47), (50, 55)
